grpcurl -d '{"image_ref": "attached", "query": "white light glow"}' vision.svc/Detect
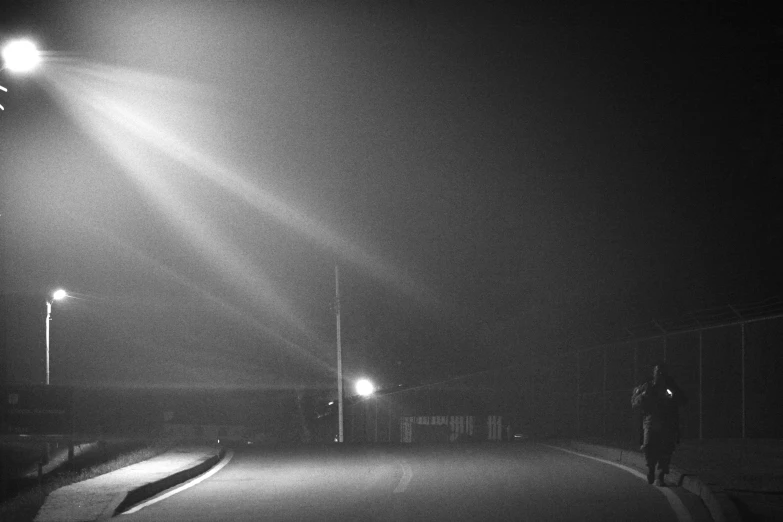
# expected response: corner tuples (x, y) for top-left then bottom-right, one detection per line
(36, 57), (437, 374)
(355, 379), (375, 397)
(2, 39), (41, 73)
(52, 289), (68, 301)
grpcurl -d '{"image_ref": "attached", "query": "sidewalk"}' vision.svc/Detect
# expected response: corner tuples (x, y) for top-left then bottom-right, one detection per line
(551, 437), (783, 522)
(34, 446), (223, 522)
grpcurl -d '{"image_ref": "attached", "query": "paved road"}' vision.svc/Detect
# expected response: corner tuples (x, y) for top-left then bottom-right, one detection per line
(121, 443), (712, 522)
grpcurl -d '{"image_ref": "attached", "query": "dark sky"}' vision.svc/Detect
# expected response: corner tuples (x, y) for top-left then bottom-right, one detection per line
(1, 1), (781, 392)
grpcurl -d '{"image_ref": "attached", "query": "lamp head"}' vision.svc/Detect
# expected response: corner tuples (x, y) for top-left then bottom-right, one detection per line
(2, 39), (42, 73)
(51, 289), (68, 301)
(355, 378), (375, 397)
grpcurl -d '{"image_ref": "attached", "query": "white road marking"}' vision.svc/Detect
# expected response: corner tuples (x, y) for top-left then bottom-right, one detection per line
(539, 444), (693, 522)
(122, 450), (234, 515)
(393, 459), (413, 494)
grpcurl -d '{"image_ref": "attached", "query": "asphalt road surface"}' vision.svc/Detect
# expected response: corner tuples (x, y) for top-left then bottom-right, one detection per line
(121, 442), (713, 522)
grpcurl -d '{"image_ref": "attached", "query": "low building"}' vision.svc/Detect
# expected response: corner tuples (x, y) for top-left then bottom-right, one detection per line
(399, 415), (506, 443)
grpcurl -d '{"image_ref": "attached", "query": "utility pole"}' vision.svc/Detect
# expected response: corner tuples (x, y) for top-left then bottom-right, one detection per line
(46, 300), (52, 385)
(335, 265), (344, 443)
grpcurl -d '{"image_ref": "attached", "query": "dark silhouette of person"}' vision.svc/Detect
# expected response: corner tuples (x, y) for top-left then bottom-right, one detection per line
(631, 362), (687, 486)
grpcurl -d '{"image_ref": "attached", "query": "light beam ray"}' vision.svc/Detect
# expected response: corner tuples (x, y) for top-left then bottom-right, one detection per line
(54, 207), (334, 376)
(41, 63), (308, 335)
(40, 58), (440, 310)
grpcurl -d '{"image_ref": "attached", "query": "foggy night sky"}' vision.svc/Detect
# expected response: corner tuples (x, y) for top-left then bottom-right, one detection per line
(1, 2), (781, 392)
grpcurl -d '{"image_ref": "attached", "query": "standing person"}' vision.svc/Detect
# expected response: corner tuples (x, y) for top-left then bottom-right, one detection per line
(631, 362), (687, 486)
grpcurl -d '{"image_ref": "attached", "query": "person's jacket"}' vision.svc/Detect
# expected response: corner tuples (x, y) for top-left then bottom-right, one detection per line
(632, 377), (687, 439)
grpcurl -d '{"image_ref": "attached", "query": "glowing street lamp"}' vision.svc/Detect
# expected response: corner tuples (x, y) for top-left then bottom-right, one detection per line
(355, 378), (375, 397)
(45, 289), (68, 385)
(1, 39), (42, 73)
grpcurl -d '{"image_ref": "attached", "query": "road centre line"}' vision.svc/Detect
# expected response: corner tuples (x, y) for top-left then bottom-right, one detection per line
(122, 450), (235, 515)
(393, 459), (413, 494)
(539, 444), (693, 522)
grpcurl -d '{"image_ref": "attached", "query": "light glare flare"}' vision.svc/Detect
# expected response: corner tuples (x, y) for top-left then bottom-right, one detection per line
(2, 39), (42, 73)
(355, 378), (375, 397)
(52, 289), (68, 301)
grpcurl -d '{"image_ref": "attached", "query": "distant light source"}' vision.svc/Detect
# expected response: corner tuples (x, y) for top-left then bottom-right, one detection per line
(1, 39), (42, 73)
(666, 389), (673, 398)
(328, 401), (334, 406)
(355, 379), (375, 397)
(52, 289), (68, 301)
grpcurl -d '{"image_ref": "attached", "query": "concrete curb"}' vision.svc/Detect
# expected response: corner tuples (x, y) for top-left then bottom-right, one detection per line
(557, 440), (741, 522)
(110, 448), (225, 518)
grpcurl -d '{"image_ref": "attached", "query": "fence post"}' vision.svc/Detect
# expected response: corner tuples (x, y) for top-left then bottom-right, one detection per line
(576, 351), (580, 439)
(699, 330), (703, 440)
(603, 346), (607, 437)
(663, 335), (667, 362)
(728, 305), (746, 440)
(741, 322), (746, 439)
(652, 320), (666, 361)
(528, 361), (534, 436)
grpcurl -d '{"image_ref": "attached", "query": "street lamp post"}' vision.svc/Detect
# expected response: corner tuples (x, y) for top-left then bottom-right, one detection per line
(45, 289), (67, 385)
(334, 265), (344, 443)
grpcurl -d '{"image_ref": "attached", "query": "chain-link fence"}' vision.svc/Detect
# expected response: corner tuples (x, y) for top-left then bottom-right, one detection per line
(526, 302), (783, 442)
(330, 300), (783, 444)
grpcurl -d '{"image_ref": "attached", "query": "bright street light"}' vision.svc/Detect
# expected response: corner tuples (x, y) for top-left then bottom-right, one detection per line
(1, 39), (42, 73)
(355, 378), (375, 397)
(45, 288), (68, 385)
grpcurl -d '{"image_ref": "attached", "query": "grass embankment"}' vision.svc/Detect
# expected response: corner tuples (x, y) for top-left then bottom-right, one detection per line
(1, 439), (177, 522)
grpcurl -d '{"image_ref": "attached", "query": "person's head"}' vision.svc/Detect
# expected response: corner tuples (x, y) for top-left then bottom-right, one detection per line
(653, 362), (668, 383)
